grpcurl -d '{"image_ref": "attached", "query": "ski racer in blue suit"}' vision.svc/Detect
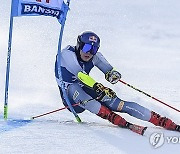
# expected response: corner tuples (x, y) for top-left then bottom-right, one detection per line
(55, 31), (179, 134)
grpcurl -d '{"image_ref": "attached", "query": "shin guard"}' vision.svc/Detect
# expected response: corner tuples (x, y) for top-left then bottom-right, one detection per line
(97, 105), (127, 127)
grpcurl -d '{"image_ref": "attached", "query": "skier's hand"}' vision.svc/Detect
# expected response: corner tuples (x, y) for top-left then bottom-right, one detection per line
(105, 69), (121, 84)
(93, 83), (116, 102)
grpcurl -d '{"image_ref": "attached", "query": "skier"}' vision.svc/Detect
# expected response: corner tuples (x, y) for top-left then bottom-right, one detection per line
(55, 31), (179, 135)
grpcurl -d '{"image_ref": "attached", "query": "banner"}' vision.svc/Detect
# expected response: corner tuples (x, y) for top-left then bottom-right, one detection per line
(4, 0), (80, 121)
(12, 0), (65, 23)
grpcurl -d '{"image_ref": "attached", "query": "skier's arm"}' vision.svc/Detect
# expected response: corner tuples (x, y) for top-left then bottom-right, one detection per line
(77, 72), (116, 102)
(93, 52), (121, 84)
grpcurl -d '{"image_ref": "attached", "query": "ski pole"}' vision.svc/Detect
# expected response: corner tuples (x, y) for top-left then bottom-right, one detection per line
(31, 98), (95, 120)
(119, 79), (180, 112)
(31, 103), (80, 120)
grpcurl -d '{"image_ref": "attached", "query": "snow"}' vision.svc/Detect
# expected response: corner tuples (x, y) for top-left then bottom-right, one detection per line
(0, 0), (180, 153)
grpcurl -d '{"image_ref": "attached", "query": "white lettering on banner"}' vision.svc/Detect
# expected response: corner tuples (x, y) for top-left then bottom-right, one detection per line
(31, 5), (38, 12)
(22, 4), (61, 18)
(24, 5), (31, 12)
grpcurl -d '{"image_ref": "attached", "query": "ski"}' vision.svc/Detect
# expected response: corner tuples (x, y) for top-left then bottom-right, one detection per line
(122, 122), (180, 136)
(127, 123), (147, 136)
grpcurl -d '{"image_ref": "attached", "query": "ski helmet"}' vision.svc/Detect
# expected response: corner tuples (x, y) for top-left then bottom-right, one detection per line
(76, 31), (100, 55)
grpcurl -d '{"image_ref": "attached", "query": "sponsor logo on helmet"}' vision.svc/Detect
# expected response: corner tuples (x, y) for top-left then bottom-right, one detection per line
(89, 36), (97, 43)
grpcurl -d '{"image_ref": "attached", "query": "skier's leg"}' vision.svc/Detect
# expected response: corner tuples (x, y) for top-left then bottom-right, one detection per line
(67, 84), (146, 134)
(68, 84), (126, 126)
(58, 86), (85, 113)
(103, 97), (151, 121)
(103, 96), (179, 131)
(67, 83), (101, 114)
(96, 105), (147, 135)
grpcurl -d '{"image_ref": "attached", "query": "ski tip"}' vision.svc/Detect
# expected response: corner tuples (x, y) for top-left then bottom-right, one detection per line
(142, 127), (148, 136)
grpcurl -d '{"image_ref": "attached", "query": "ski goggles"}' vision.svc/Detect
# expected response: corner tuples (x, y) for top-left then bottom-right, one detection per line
(81, 43), (99, 55)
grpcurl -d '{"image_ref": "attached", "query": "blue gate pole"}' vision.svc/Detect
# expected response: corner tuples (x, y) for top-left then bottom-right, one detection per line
(57, 0), (81, 122)
(4, 0), (14, 120)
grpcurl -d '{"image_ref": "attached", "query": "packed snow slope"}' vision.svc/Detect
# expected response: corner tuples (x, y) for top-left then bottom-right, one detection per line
(0, 0), (180, 154)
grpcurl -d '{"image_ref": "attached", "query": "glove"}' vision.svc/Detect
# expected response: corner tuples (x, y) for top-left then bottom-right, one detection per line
(93, 83), (116, 102)
(105, 69), (121, 84)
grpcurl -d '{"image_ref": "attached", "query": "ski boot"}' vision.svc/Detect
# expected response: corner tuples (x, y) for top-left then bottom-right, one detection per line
(97, 105), (147, 135)
(149, 111), (180, 132)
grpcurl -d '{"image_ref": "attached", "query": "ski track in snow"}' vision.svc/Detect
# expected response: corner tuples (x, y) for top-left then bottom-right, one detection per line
(0, 115), (180, 154)
(1, 0), (180, 154)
